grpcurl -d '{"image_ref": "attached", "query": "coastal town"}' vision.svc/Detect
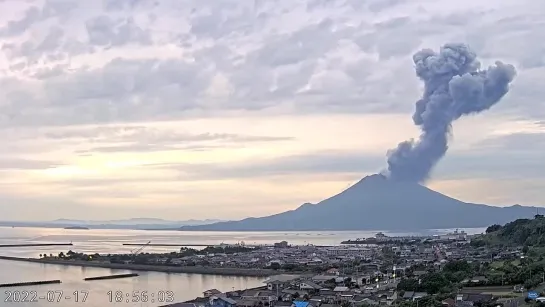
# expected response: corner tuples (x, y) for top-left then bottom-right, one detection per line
(165, 231), (526, 307)
(28, 220), (545, 307)
(166, 229), (531, 307)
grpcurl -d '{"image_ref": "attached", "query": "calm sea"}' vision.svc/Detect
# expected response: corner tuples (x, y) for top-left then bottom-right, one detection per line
(0, 226), (485, 307)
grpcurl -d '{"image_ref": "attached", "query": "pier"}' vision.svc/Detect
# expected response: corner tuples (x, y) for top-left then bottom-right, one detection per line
(0, 243), (73, 248)
(0, 280), (61, 288)
(84, 273), (138, 281)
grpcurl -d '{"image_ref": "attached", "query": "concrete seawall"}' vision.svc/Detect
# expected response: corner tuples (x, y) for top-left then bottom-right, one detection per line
(0, 256), (276, 277)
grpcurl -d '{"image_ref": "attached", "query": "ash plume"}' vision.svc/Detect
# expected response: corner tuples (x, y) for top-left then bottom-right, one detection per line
(386, 43), (516, 182)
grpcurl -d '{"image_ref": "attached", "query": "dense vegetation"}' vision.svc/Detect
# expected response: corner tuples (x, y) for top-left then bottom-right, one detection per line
(397, 257), (545, 295)
(473, 215), (545, 247)
(395, 215), (545, 299)
(397, 261), (477, 295)
(45, 245), (259, 265)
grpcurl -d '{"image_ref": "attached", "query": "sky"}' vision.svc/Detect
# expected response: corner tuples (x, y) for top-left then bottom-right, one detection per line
(0, 0), (544, 221)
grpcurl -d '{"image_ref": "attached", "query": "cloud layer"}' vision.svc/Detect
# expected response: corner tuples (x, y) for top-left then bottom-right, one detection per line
(0, 0), (544, 220)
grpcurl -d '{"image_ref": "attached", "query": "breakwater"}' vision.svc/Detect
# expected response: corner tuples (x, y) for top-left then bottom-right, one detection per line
(84, 273), (139, 281)
(0, 280), (61, 288)
(0, 256), (276, 277)
(0, 243), (73, 248)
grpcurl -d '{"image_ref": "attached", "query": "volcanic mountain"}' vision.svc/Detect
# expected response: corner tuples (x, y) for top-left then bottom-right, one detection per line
(180, 174), (537, 231)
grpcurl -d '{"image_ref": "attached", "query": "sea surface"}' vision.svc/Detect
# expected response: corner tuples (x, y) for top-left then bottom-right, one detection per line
(0, 226), (486, 307)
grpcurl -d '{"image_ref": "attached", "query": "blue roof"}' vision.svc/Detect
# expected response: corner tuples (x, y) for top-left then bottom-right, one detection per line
(294, 302), (309, 307)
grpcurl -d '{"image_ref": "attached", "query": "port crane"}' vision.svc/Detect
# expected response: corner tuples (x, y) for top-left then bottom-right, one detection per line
(130, 241), (151, 259)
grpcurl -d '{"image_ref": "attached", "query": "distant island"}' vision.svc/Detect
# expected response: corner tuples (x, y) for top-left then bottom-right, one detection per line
(180, 174), (539, 231)
(63, 226), (89, 230)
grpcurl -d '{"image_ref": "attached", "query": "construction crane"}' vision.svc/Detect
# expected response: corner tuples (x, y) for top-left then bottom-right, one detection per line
(130, 241), (151, 262)
(131, 241), (151, 255)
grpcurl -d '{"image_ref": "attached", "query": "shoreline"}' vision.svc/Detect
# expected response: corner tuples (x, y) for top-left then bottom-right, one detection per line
(0, 256), (276, 277)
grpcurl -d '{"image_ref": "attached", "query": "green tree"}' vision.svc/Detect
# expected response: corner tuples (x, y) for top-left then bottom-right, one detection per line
(282, 263), (296, 271)
(397, 278), (420, 291)
(443, 260), (472, 273)
(416, 296), (442, 307)
(420, 272), (450, 294)
(486, 224), (502, 233)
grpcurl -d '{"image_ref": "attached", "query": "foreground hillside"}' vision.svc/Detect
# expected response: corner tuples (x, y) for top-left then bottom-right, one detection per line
(180, 174), (537, 231)
(472, 215), (545, 246)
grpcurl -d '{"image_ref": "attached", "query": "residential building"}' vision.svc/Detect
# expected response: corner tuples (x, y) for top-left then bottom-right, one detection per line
(204, 289), (223, 298)
(208, 296), (237, 307)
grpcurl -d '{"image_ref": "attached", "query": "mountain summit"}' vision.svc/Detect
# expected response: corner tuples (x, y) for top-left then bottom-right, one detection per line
(180, 174), (537, 231)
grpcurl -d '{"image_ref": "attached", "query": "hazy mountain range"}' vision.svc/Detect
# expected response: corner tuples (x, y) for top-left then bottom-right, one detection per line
(180, 174), (539, 231)
(0, 218), (225, 230)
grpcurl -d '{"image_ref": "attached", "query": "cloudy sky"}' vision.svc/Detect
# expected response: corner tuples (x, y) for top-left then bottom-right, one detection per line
(0, 0), (544, 221)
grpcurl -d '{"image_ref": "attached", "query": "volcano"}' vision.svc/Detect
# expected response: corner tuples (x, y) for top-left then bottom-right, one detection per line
(180, 174), (537, 231)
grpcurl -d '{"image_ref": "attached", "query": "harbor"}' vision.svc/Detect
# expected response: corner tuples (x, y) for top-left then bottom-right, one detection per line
(340, 229), (469, 245)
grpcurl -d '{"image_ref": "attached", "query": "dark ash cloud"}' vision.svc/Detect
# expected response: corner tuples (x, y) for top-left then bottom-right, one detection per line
(386, 43), (516, 182)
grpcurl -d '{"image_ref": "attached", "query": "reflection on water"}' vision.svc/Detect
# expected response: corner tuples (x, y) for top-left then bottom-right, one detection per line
(0, 260), (265, 307)
(0, 226), (486, 258)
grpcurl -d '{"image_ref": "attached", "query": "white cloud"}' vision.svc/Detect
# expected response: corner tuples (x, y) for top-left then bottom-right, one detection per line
(0, 0), (544, 220)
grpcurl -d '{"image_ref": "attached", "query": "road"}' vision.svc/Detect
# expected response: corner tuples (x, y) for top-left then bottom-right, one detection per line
(504, 283), (545, 307)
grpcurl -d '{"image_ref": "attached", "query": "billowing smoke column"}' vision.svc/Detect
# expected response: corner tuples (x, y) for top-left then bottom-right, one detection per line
(386, 43), (517, 182)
